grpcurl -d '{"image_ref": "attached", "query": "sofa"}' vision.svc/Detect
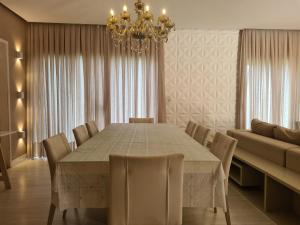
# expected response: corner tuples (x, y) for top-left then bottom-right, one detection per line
(227, 119), (300, 174)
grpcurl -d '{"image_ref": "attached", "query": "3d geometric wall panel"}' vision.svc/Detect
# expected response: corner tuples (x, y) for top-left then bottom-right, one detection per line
(165, 30), (239, 134)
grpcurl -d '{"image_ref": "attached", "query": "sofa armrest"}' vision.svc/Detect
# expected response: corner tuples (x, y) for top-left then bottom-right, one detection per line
(286, 148), (300, 173)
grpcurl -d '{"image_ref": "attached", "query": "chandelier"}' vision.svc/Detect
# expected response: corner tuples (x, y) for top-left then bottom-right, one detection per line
(107, 0), (175, 53)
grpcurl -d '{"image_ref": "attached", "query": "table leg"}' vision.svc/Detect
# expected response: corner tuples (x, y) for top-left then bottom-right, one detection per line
(0, 139), (11, 189)
(224, 195), (231, 225)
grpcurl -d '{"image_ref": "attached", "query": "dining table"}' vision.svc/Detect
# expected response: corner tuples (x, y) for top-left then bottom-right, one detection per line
(55, 123), (227, 211)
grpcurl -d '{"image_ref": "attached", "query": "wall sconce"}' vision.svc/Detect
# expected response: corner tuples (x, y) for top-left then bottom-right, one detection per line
(17, 131), (26, 139)
(15, 51), (23, 60)
(16, 91), (25, 99)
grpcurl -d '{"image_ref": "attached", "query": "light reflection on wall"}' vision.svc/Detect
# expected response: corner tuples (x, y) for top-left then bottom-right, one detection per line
(17, 98), (23, 107)
(17, 122), (24, 133)
(15, 42), (26, 156)
(16, 83), (22, 92)
(15, 43), (20, 52)
(17, 138), (25, 151)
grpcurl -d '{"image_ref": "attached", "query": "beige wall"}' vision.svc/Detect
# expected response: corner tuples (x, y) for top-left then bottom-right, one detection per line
(0, 4), (27, 165)
(165, 30), (239, 134)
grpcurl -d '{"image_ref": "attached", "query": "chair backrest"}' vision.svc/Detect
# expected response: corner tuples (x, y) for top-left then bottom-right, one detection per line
(185, 121), (196, 136)
(210, 132), (238, 179)
(193, 125), (210, 145)
(109, 154), (184, 225)
(43, 133), (71, 180)
(73, 125), (90, 147)
(86, 121), (99, 137)
(296, 121), (300, 130)
(129, 117), (154, 123)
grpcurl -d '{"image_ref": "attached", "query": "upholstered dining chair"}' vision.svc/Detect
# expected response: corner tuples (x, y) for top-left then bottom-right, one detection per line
(86, 121), (99, 137)
(185, 120), (197, 137)
(296, 121), (300, 130)
(129, 117), (154, 123)
(43, 133), (72, 225)
(193, 125), (210, 146)
(73, 125), (90, 147)
(109, 154), (184, 225)
(210, 132), (238, 225)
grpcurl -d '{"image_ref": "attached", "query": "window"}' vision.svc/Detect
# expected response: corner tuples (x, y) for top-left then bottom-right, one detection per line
(245, 62), (293, 129)
(110, 55), (157, 123)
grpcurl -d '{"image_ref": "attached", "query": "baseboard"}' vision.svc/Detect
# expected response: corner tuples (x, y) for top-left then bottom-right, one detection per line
(11, 154), (27, 167)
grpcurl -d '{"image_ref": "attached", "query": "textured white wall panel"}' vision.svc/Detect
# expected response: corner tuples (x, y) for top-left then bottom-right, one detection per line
(165, 30), (239, 134)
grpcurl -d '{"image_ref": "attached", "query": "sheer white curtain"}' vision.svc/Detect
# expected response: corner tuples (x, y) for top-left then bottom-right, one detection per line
(110, 42), (166, 123)
(27, 24), (109, 158)
(237, 29), (300, 129)
(27, 24), (166, 158)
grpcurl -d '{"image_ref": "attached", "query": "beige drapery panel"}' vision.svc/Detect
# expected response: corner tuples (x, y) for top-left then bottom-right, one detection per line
(27, 24), (110, 158)
(27, 23), (166, 158)
(110, 41), (166, 123)
(236, 29), (300, 129)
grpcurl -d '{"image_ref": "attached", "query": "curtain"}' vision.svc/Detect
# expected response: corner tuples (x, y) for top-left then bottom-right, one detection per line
(237, 29), (300, 129)
(27, 24), (110, 158)
(27, 23), (166, 158)
(110, 42), (166, 123)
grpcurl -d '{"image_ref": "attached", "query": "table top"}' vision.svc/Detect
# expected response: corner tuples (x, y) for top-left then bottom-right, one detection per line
(61, 124), (219, 166)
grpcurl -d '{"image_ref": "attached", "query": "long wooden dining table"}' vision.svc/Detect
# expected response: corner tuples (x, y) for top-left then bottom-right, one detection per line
(56, 123), (227, 211)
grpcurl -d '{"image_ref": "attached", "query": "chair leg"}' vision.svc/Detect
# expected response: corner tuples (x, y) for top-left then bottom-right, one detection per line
(47, 203), (56, 225)
(62, 210), (67, 219)
(0, 141), (11, 189)
(224, 195), (231, 225)
(214, 207), (217, 213)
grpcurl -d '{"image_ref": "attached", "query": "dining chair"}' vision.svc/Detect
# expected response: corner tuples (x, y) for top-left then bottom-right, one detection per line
(185, 120), (196, 137)
(86, 121), (99, 137)
(109, 154), (184, 225)
(296, 121), (300, 130)
(73, 125), (90, 147)
(129, 117), (154, 123)
(193, 125), (210, 145)
(43, 133), (72, 225)
(210, 132), (238, 225)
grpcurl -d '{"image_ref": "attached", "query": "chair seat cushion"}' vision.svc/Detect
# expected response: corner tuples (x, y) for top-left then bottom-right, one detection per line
(227, 130), (299, 166)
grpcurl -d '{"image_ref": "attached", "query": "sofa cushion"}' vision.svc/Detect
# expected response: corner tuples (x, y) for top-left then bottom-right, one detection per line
(251, 119), (277, 138)
(286, 148), (300, 173)
(273, 126), (300, 146)
(227, 130), (299, 166)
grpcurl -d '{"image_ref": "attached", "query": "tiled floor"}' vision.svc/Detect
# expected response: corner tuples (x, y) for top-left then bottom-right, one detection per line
(0, 160), (276, 225)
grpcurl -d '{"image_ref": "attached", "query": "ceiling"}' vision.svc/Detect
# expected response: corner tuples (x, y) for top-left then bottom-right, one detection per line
(2, 0), (300, 29)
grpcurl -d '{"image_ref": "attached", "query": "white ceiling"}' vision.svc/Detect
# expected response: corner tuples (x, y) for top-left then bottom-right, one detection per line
(2, 0), (300, 29)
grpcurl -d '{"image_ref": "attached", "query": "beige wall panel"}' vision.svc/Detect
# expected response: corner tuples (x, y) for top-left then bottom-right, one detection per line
(0, 4), (27, 163)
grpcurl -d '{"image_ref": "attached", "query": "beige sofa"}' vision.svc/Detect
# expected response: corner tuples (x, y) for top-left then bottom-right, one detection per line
(227, 119), (300, 173)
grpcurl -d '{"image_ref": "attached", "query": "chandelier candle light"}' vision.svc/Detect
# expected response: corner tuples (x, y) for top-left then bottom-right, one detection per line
(107, 0), (175, 53)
